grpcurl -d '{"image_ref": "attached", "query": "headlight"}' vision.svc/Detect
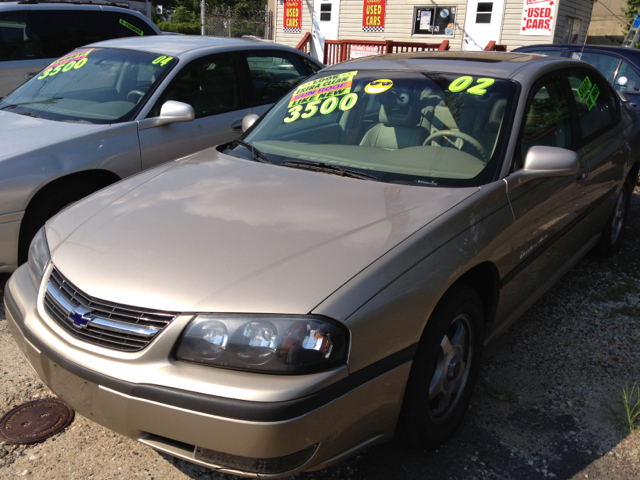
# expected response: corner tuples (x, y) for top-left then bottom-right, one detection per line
(28, 226), (50, 289)
(175, 315), (349, 374)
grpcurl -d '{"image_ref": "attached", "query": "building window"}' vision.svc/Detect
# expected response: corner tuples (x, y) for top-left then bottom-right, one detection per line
(476, 3), (492, 23)
(413, 6), (457, 35)
(320, 3), (331, 21)
(561, 17), (582, 44)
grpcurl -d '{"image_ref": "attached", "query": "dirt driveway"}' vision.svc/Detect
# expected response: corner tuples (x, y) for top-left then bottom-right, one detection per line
(1, 188), (639, 480)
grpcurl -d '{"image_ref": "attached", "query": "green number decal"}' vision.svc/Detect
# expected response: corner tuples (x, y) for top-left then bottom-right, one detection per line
(62, 61), (76, 72)
(74, 58), (87, 69)
(301, 100), (321, 119)
(339, 93), (358, 111)
(320, 96), (339, 115)
(467, 78), (495, 95)
(37, 70), (50, 80)
(284, 105), (303, 123)
(48, 66), (62, 77)
(449, 76), (473, 92)
(152, 56), (173, 66)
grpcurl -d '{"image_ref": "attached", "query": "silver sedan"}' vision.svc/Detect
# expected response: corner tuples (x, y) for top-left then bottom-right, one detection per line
(4, 52), (639, 477)
(0, 36), (322, 272)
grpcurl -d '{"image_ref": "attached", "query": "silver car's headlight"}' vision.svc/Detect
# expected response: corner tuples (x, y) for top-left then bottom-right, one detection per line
(175, 315), (349, 374)
(28, 226), (50, 289)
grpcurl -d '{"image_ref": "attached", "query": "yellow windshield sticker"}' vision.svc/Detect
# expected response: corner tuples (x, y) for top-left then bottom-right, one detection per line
(120, 18), (144, 36)
(37, 48), (93, 80)
(289, 71), (358, 107)
(284, 93), (358, 123)
(448, 76), (495, 95)
(152, 56), (174, 66)
(365, 79), (393, 94)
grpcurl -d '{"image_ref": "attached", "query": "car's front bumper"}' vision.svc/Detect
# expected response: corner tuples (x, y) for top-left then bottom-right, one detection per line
(4, 264), (413, 477)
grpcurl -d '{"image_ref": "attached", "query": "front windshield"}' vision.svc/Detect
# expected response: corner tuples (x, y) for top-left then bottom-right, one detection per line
(0, 48), (177, 124)
(234, 69), (517, 187)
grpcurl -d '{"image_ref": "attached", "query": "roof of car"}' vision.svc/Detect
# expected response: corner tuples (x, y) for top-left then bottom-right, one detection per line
(324, 51), (570, 79)
(86, 36), (297, 56)
(0, 1), (135, 11)
(514, 44), (640, 59)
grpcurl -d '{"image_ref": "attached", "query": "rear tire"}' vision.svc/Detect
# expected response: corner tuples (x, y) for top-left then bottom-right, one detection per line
(397, 284), (485, 450)
(18, 182), (102, 264)
(594, 178), (632, 257)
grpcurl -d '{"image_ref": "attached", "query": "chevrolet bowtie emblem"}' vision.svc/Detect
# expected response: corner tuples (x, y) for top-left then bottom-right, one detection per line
(68, 306), (93, 329)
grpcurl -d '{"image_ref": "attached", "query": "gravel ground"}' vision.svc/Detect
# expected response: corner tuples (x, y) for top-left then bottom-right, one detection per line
(1, 186), (639, 480)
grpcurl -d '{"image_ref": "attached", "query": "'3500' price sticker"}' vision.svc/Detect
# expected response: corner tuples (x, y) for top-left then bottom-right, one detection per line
(38, 58), (88, 80)
(284, 93), (358, 123)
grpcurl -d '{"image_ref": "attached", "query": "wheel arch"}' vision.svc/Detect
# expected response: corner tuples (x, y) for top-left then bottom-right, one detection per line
(450, 261), (500, 333)
(18, 169), (121, 261)
(628, 160), (640, 187)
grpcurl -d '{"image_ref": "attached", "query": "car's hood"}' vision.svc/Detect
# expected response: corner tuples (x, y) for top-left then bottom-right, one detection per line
(0, 111), (106, 161)
(48, 150), (478, 314)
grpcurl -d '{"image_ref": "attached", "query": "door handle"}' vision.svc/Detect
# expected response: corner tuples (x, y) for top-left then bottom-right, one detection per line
(231, 120), (243, 132)
(24, 72), (37, 80)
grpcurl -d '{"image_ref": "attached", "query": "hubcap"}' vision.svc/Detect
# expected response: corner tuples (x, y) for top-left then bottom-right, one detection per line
(611, 189), (626, 245)
(428, 314), (474, 424)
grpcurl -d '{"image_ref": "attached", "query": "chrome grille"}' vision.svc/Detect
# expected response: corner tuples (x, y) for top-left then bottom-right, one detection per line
(43, 268), (178, 352)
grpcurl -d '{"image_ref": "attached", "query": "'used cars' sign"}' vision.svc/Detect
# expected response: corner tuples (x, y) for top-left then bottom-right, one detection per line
(362, 0), (385, 33)
(520, 0), (557, 35)
(283, 0), (302, 33)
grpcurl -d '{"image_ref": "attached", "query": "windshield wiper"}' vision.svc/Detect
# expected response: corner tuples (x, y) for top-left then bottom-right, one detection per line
(0, 104), (17, 111)
(17, 111), (45, 119)
(229, 139), (272, 164)
(281, 160), (379, 181)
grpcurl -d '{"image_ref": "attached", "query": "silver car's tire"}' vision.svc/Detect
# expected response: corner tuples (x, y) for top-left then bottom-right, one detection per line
(594, 178), (632, 257)
(398, 284), (484, 450)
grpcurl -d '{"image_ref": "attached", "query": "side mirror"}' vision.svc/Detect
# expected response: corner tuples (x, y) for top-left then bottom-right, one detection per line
(242, 113), (260, 132)
(138, 100), (195, 130)
(506, 146), (579, 192)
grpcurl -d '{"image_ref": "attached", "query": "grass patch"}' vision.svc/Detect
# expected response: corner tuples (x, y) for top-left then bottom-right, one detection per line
(590, 278), (639, 303)
(608, 304), (640, 319)
(604, 384), (640, 433)
(488, 381), (517, 403)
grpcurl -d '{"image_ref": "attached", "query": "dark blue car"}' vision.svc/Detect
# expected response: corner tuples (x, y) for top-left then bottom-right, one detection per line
(513, 45), (640, 109)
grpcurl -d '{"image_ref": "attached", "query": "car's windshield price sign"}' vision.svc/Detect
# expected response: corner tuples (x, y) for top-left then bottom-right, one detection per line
(285, 71), (359, 123)
(577, 76), (600, 110)
(37, 48), (94, 80)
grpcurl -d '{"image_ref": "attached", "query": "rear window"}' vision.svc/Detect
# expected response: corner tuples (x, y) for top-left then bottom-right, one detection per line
(30, 10), (157, 59)
(0, 10), (36, 61)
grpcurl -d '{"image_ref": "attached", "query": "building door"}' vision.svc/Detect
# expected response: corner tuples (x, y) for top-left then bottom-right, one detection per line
(311, 0), (340, 62)
(462, 0), (505, 51)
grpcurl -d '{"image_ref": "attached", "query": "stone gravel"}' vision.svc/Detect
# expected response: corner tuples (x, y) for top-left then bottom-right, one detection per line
(0, 186), (639, 480)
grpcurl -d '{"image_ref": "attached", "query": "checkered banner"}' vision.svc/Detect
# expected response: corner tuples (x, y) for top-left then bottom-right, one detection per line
(362, 0), (385, 32)
(283, 0), (301, 34)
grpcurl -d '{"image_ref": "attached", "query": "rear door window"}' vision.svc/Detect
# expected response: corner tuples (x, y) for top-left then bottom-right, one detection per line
(571, 52), (620, 84)
(566, 69), (616, 140)
(30, 10), (156, 59)
(0, 11), (37, 61)
(243, 52), (308, 105)
(613, 61), (640, 93)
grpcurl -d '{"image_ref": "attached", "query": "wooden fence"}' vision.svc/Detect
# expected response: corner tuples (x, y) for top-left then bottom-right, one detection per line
(319, 39), (450, 65)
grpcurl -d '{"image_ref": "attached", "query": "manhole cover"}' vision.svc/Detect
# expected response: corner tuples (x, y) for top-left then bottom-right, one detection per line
(0, 398), (74, 445)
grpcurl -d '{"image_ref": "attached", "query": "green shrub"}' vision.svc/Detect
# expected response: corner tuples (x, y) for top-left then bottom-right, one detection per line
(156, 21), (201, 35)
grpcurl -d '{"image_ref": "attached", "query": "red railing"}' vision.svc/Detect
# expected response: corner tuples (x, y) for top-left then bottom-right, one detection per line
(296, 32), (312, 55)
(484, 41), (507, 51)
(322, 39), (450, 66)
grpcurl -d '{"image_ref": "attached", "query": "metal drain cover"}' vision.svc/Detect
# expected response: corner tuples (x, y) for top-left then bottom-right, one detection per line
(0, 398), (74, 444)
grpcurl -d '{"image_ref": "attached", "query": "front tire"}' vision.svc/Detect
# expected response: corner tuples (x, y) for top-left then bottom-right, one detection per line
(398, 284), (485, 450)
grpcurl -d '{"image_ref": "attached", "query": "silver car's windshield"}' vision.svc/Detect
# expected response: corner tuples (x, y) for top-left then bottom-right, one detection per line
(234, 70), (517, 187)
(0, 47), (177, 124)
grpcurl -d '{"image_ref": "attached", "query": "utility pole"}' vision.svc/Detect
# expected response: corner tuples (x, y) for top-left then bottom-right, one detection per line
(201, 0), (205, 35)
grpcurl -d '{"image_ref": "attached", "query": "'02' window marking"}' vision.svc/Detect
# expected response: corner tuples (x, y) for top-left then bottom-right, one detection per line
(448, 76), (495, 95)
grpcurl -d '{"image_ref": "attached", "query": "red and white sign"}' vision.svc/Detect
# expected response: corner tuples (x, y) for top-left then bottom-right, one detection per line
(350, 45), (380, 59)
(283, 0), (302, 34)
(362, 0), (385, 33)
(520, 0), (557, 35)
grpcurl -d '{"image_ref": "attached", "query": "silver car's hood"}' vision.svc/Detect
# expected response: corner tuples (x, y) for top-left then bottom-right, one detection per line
(48, 150), (478, 314)
(0, 111), (106, 161)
